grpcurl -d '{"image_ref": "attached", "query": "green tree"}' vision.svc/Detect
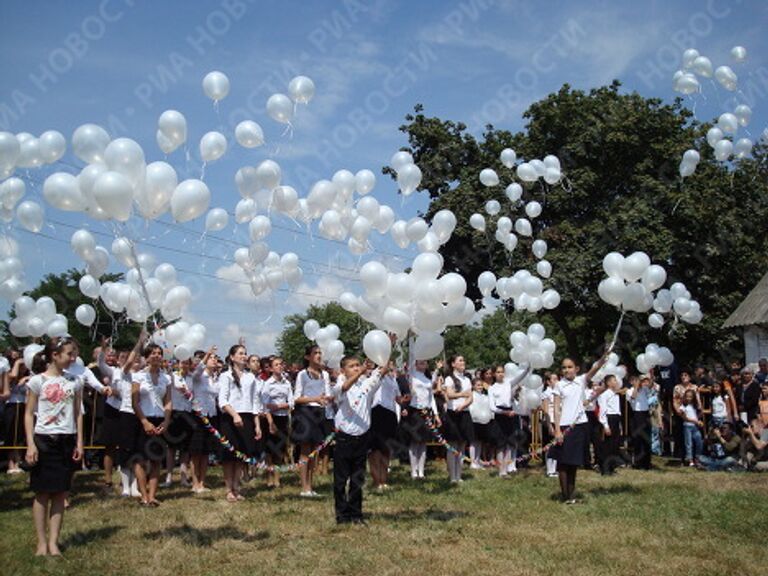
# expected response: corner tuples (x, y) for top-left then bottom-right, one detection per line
(391, 82), (768, 367)
(276, 302), (373, 365)
(1, 268), (146, 361)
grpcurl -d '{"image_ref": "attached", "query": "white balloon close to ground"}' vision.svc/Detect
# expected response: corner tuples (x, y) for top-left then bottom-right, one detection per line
(202, 71), (230, 101)
(363, 330), (391, 366)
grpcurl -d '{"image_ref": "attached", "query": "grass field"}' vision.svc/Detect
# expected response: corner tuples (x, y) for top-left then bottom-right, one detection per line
(1, 458), (766, 576)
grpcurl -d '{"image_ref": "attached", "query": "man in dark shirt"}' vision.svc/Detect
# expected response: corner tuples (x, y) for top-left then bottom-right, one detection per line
(755, 358), (768, 385)
(740, 368), (760, 422)
(698, 422), (742, 471)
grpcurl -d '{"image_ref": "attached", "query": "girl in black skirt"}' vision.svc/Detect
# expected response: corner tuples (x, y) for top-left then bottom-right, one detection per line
(488, 364), (531, 477)
(369, 361), (403, 491)
(292, 345), (332, 496)
(469, 377), (493, 470)
(130, 344), (172, 506)
(442, 355), (474, 483)
(24, 337), (84, 556)
(406, 359), (441, 479)
(551, 352), (609, 504)
(4, 353), (29, 474)
(261, 356), (294, 489)
(189, 346), (219, 493)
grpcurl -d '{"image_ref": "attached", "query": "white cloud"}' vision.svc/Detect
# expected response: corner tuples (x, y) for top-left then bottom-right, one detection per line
(286, 274), (348, 310)
(215, 263), (256, 302)
(220, 323), (281, 356)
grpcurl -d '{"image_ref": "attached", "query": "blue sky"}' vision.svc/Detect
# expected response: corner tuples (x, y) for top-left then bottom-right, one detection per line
(1, 0), (767, 353)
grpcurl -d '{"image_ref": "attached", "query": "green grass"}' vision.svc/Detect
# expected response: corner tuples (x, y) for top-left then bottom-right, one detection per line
(1, 459), (766, 576)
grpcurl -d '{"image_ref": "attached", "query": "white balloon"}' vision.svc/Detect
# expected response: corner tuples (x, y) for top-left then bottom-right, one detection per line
(734, 138), (753, 159)
(532, 239), (548, 259)
(485, 200), (501, 216)
(641, 264), (667, 292)
(469, 213), (486, 231)
(357, 196), (380, 221)
(205, 207), (229, 232)
(71, 124), (110, 164)
(266, 93), (294, 124)
(714, 139), (733, 162)
(235, 120), (264, 148)
(391, 151), (414, 172)
(412, 332), (444, 360)
(718, 113), (739, 135)
(406, 218), (429, 242)
(621, 252), (650, 283)
(674, 72), (699, 94)
(536, 260), (552, 279)
(648, 313), (665, 329)
(500, 148), (516, 168)
(505, 183), (523, 202)
(75, 304), (96, 326)
(541, 289), (560, 310)
(303, 319), (320, 340)
(139, 161), (177, 220)
(249, 215), (272, 241)
(38, 130), (66, 163)
(199, 131), (227, 163)
(397, 163), (422, 196)
(43, 172), (87, 212)
(202, 71), (230, 101)
(363, 330), (391, 366)
(360, 261), (388, 296)
(288, 75), (315, 104)
(516, 162), (538, 182)
(272, 186), (298, 214)
(714, 66), (738, 91)
(730, 45), (747, 63)
(682, 149), (700, 165)
(79, 274), (101, 298)
(387, 272), (416, 303)
(411, 252), (442, 281)
(104, 138), (145, 186)
(158, 110), (187, 151)
(682, 48), (699, 69)
(598, 276), (626, 307)
(93, 171), (134, 221)
(706, 127), (724, 148)
(171, 179), (210, 223)
(478, 271), (496, 297)
(733, 104), (752, 127)
(514, 218), (532, 236)
(373, 205), (396, 234)
(70, 229), (96, 259)
(479, 168), (499, 187)
(16, 200), (44, 233)
(692, 56), (713, 77)
(525, 201), (542, 219)
(355, 169), (376, 195)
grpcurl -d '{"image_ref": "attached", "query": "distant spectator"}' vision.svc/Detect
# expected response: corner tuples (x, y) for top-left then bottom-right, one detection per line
(698, 422), (741, 471)
(740, 368), (760, 423)
(742, 420), (768, 471)
(679, 389), (704, 466)
(755, 358), (768, 385)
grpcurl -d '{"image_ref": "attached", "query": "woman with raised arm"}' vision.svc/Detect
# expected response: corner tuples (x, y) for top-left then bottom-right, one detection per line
(189, 346), (219, 493)
(24, 337), (84, 556)
(128, 344), (172, 506)
(218, 344), (260, 502)
(488, 363), (531, 477)
(551, 350), (610, 504)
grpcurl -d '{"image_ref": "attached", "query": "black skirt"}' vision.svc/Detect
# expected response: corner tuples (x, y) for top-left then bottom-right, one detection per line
(489, 412), (517, 447)
(403, 408), (436, 444)
(30, 433), (76, 493)
(97, 403), (122, 448)
(189, 413), (218, 455)
(370, 405), (399, 453)
(220, 412), (256, 461)
(443, 410), (475, 443)
(164, 410), (194, 451)
(548, 422), (589, 467)
(291, 405), (327, 446)
(472, 421), (492, 444)
(264, 414), (289, 463)
(3, 402), (26, 447)
(119, 413), (167, 465)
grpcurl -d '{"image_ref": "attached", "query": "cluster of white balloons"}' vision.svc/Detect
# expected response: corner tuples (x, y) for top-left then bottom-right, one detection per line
(302, 319), (345, 369)
(232, 244), (303, 298)
(391, 209), (457, 254)
(391, 151), (423, 196)
(674, 46), (754, 176)
(340, 252), (475, 358)
(156, 110), (187, 154)
(9, 295), (68, 339)
(635, 343), (674, 374)
(0, 235), (26, 301)
(154, 321), (207, 361)
(491, 267), (561, 314)
(516, 154), (563, 185)
(592, 352), (627, 383)
(0, 130), (66, 180)
(509, 323), (556, 370)
(597, 252), (702, 327)
(266, 75), (315, 125)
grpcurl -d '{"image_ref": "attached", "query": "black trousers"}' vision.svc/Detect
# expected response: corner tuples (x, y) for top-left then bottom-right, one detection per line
(631, 410), (652, 469)
(600, 414), (623, 474)
(333, 431), (369, 523)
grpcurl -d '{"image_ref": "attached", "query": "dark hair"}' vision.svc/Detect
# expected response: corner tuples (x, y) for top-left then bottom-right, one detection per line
(260, 355), (273, 372)
(303, 344), (320, 368)
(143, 343), (162, 358)
(246, 354), (259, 370)
(340, 355), (359, 368)
(226, 344), (245, 388)
(33, 337), (75, 373)
(194, 350), (206, 359)
(604, 374), (618, 386)
(448, 355), (464, 392)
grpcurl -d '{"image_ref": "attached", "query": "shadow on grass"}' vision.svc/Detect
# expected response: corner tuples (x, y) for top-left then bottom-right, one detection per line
(371, 506), (469, 523)
(587, 483), (642, 497)
(61, 525), (123, 549)
(143, 523), (269, 547)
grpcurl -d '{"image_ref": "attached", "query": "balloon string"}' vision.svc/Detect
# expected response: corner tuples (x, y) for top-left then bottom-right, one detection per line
(610, 310), (625, 350)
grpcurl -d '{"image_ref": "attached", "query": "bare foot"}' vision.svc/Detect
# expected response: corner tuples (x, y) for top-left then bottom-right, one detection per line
(48, 544), (62, 556)
(35, 545), (48, 556)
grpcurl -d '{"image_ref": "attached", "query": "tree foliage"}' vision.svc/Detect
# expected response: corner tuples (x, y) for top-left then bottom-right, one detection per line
(276, 302), (373, 366)
(393, 82), (768, 367)
(1, 269), (146, 361)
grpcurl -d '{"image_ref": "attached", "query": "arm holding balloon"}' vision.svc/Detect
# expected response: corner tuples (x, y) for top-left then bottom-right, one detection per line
(585, 348), (612, 383)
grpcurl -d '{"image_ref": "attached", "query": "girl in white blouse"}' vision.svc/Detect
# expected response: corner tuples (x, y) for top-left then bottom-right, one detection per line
(442, 355), (474, 483)
(406, 359), (440, 479)
(488, 364), (531, 477)
(261, 356), (293, 489)
(130, 344), (172, 507)
(218, 344), (261, 502)
(24, 337), (84, 556)
(189, 346), (219, 493)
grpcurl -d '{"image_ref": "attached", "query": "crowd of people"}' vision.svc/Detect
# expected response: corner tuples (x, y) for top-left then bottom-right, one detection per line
(2, 332), (768, 555)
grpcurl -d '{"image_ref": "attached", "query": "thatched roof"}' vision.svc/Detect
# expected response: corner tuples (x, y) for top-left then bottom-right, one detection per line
(723, 272), (768, 328)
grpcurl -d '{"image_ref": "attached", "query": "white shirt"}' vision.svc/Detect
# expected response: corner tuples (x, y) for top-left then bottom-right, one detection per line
(682, 403), (698, 422)
(469, 391), (493, 424)
(261, 375), (294, 416)
(65, 361), (105, 394)
(711, 395), (728, 419)
(294, 368), (330, 408)
(118, 372), (135, 414)
(372, 374), (400, 414)
(28, 373), (84, 435)
(597, 388), (621, 428)
(409, 370), (438, 412)
(541, 386), (557, 420)
(627, 386), (651, 411)
(444, 372), (471, 412)
(554, 375), (589, 427)
(218, 369), (258, 414)
(192, 366), (219, 417)
(171, 372), (192, 412)
(488, 368), (530, 414)
(97, 353), (123, 410)
(132, 370), (170, 419)
(332, 369), (383, 436)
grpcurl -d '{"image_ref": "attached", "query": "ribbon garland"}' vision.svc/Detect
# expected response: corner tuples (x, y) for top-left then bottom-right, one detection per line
(182, 388), (335, 473)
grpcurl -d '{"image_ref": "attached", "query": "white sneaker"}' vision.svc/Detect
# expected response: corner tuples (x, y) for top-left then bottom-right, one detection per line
(470, 463), (483, 470)
(121, 490), (131, 498)
(130, 486), (141, 498)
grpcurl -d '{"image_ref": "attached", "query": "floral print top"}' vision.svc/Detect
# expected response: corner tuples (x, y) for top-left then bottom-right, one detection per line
(28, 373), (84, 435)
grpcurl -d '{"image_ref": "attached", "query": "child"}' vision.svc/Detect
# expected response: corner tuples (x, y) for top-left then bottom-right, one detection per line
(369, 360), (402, 491)
(24, 337), (84, 556)
(469, 377), (493, 470)
(406, 359), (441, 479)
(550, 351), (610, 504)
(189, 346), (219, 493)
(540, 372), (559, 477)
(488, 364), (531, 477)
(706, 381), (732, 429)
(261, 356), (293, 489)
(442, 355), (474, 483)
(331, 354), (389, 525)
(626, 375), (655, 470)
(597, 375), (622, 475)
(291, 345), (331, 497)
(679, 388), (704, 466)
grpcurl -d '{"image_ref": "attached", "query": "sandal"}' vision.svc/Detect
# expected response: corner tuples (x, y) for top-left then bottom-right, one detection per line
(226, 492), (238, 503)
